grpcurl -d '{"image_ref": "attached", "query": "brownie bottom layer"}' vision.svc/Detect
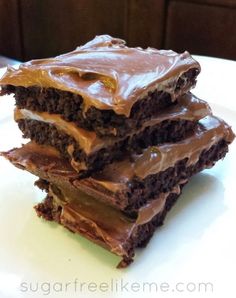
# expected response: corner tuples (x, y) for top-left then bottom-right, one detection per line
(35, 186), (182, 268)
(18, 118), (195, 177)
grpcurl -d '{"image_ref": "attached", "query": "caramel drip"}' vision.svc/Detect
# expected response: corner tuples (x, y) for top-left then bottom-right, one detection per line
(0, 35), (200, 116)
(14, 93), (212, 155)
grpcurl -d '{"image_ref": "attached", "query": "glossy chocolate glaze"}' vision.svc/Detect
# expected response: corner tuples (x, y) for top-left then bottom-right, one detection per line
(0, 35), (200, 116)
(14, 93), (211, 155)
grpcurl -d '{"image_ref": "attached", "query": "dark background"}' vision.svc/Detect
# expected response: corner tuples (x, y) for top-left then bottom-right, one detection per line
(1, 0), (236, 61)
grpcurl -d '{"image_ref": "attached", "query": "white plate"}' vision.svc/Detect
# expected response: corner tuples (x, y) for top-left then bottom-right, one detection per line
(0, 57), (236, 298)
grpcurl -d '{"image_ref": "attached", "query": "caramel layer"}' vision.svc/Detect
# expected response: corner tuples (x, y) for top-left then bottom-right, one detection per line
(0, 35), (200, 116)
(14, 93), (211, 155)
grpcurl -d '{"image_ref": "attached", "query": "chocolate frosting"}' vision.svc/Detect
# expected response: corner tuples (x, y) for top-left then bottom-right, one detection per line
(0, 35), (200, 116)
(14, 92), (212, 155)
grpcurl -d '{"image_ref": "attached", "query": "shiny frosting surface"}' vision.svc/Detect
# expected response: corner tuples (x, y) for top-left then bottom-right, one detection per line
(0, 35), (200, 116)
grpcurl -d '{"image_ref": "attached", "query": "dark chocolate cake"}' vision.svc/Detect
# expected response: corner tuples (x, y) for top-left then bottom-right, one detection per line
(0, 35), (234, 267)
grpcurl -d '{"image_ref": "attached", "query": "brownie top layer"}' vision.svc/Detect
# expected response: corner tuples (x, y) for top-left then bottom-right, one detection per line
(0, 35), (200, 116)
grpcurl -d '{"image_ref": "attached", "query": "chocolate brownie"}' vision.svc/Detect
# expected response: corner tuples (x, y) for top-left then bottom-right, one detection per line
(0, 35), (234, 268)
(0, 35), (200, 137)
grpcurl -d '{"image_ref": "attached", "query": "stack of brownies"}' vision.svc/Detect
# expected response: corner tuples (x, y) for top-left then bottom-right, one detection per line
(0, 35), (234, 267)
